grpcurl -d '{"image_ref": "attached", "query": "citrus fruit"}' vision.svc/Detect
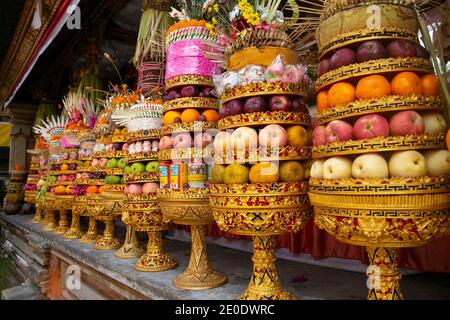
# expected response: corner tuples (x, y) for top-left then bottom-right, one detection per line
(391, 71), (423, 96)
(162, 111), (181, 126)
(421, 74), (440, 96)
(180, 108), (201, 123)
(202, 109), (219, 122)
(317, 90), (328, 112)
(356, 75), (391, 99)
(327, 82), (356, 107)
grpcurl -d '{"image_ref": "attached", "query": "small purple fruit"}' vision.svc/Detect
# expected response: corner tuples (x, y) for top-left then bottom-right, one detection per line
(227, 99), (244, 116)
(174, 117), (182, 123)
(386, 39), (417, 58)
(198, 115), (207, 122)
(356, 40), (386, 62)
(318, 59), (330, 76)
(244, 96), (267, 113)
(269, 95), (291, 112)
(415, 44), (429, 59)
(182, 183), (190, 189)
(291, 96), (308, 113)
(330, 48), (356, 70)
(181, 85), (199, 98)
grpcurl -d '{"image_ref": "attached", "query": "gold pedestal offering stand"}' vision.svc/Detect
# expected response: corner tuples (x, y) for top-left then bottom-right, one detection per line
(42, 194), (58, 231)
(308, 0), (450, 300)
(32, 150), (48, 224)
(123, 129), (176, 271)
(25, 152), (39, 220)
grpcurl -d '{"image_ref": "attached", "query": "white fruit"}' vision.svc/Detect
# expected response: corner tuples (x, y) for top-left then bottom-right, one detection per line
(423, 113), (447, 135)
(323, 156), (353, 179)
(389, 150), (427, 177)
(310, 159), (325, 179)
(352, 153), (389, 178)
(423, 149), (450, 176)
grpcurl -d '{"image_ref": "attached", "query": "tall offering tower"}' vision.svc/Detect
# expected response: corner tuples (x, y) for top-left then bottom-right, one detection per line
(157, 1), (226, 290)
(206, 0), (315, 299)
(307, 0), (450, 300)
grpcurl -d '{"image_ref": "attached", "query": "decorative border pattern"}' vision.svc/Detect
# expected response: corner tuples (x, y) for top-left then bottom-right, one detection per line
(124, 172), (159, 183)
(163, 97), (218, 113)
(312, 133), (445, 158)
(165, 75), (214, 90)
(218, 111), (311, 130)
(126, 130), (160, 143)
(125, 151), (158, 163)
(160, 121), (217, 136)
(214, 146), (312, 164)
(158, 147), (212, 161)
(105, 168), (124, 175)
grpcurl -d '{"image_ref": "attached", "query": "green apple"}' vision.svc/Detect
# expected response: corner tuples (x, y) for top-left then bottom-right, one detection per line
(146, 161), (159, 173)
(117, 158), (126, 169)
(48, 176), (57, 182)
(211, 164), (226, 184)
(131, 162), (146, 173)
(107, 158), (118, 168)
(124, 165), (132, 174)
(120, 176), (125, 184)
(223, 164), (249, 184)
(105, 175), (121, 184)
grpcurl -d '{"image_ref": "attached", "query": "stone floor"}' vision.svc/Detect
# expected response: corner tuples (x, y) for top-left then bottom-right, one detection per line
(1, 214), (450, 300)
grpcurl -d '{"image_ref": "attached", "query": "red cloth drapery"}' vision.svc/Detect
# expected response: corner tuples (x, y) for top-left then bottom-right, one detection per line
(178, 221), (450, 273)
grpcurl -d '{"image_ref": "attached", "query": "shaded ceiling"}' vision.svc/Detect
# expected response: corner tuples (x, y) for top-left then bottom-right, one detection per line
(0, 0), (26, 64)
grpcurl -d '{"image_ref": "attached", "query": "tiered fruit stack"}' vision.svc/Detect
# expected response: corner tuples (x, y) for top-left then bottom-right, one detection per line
(116, 98), (177, 270)
(307, 0), (450, 300)
(205, 0), (315, 300)
(31, 145), (49, 223)
(156, 13), (226, 290)
(24, 154), (40, 200)
(4, 166), (27, 215)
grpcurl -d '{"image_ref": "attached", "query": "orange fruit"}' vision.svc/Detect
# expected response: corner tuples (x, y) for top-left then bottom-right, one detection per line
(87, 186), (98, 194)
(327, 82), (356, 108)
(98, 185), (105, 193)
(202, 109), (219, 122)
(61, 164), (69, 171)
(162, 111), (181, 126)
(391, 71), (423, 96)
(180, 108), (201, 123)
(317, 91), (328, 112)
(447, 129), (450, 152)
(356, 75), (391, 99)
(421, 74), (440, 96)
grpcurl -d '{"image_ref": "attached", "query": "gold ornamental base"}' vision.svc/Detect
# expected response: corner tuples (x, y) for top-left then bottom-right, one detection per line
(31, 208), (42, 224)
(42, 211), (57, 231)
(237, 235), (296, 300)
(366, 247), (403, 300)
(79, 217), (99, 243)
(114, 225), (144, 259)
(64, 212), (83, 239)
(94, 218), (121, 250)
(172, 225), (226, 290)
(53, 210), (70, 234)
(135, 231), (178, 272)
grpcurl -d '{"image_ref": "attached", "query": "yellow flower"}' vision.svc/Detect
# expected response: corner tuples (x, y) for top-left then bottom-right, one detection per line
(208, 7), (213, 13)
(213, 4), (219, 12)
(212, 17), (218, 26)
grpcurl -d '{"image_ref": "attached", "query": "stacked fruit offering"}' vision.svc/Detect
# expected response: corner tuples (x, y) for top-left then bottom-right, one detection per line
(4, 166), (27, 215)
(156, 16), (226, 290)
(24, 155), (40, 197)
(308, 0), (450, 300)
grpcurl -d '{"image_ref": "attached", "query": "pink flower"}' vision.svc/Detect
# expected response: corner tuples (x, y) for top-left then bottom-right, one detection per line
(281, 65), (305, 83)
(266, 55), (285, 77)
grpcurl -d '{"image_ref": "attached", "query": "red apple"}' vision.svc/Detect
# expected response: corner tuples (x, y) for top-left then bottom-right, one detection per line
(312, 126), (327, 146)
(325, 120), (353, 143)
(127, 184), (142, 194)
(330, 48), (356, 70)
(258, 124), (288, 148)
(386, 39), (417, 58)
(244, 96), (267, 113)
(269, 95), (291, 112)
(142, 182), (159, 194)
(172, 132), (193, 149)
(181, 85), (199, 98)
(228, 99), (244, 116)
(318, 59), (330, 76)
(194, 131), (214, 148)
(353, 114), (389, 139)
(159, 135), (173, 151)
(389, 110), (425, 136)
(356, 40), (386, 62)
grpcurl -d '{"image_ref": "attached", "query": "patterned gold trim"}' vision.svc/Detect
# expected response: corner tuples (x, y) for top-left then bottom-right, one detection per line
(214, 146), (312, 164)
(78, 155), (92, 161)
(316, 57), (432, 90)
(221, 81), (309, 103)
(312, 133), (445, 158)
(313, 206), (449, 247)
(127, 130), (160, 143)
(160, 121), (217, 136)
(76, 166), (92, 172)
(102, 184), (125, 192)
(125, 172), (159, 183)
(157, 187), (210, 199)
(124, 193), (158, 202)
(105, 168), (124, 175)
(163, 97), (218, 113)
(112, 135), (126, 143)
(318, 28), (418, 58)
(48, 170), (78, 176)
(165, 75), (214, 90)
(309, 176), (450, 195)
(218, 111), (311, 130)
(317, 95), (443, 125)
(125, 151), (158, 163)
(93, 150), (126, 159)
(49, 181), (73, 186)
(158, 147), (212, 161)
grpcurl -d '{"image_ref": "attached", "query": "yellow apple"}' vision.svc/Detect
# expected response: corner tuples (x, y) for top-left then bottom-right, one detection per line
(287, 125), (308, 146)
(249, 162), (279, 183)
(211, 164), (226, 184)
(223, 164), (249, 184)
(280, 161), (304, 182)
